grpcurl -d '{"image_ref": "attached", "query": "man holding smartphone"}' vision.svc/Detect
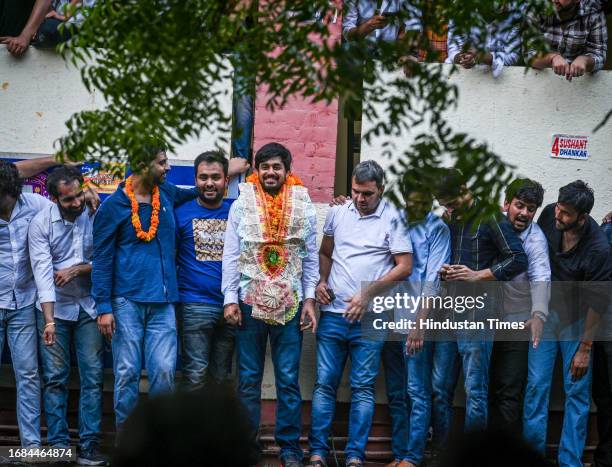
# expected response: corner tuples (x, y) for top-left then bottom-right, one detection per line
(431, 169), (528, 451)
(308, 160), (413, 467)
(344, 0), (422, 43)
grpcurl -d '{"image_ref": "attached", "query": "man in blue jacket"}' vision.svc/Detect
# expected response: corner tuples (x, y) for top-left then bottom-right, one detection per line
(93, 146), (197, 432)
(431, 169), (528, 450)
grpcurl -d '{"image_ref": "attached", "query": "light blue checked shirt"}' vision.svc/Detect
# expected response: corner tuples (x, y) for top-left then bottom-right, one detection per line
(0, 193), (52, 310)
(445, 9), (522, 77)
(28, 203), (96, 321)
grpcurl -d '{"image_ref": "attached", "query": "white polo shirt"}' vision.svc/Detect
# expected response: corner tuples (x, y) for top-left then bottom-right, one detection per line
(321, 199), (413, 314)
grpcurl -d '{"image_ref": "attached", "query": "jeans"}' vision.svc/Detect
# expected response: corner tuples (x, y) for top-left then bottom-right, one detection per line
(179, 303), (235, 390)
(111, 297), (177, 431)
(231, 69), (254, 160)
(594, 341), (612, 467)
(431, 336), (492, 447)
(523, 312), (591, 467)
(0, 305), (41, 447)
(488, 331), (529, 437)
(37, 309), (104, 450)
(309, 311), (384, 462)
(36, 17), (74, 47)
(404, 341), (434, 465)
(236, 302), (303, 460)
(382, 341), (409, 461)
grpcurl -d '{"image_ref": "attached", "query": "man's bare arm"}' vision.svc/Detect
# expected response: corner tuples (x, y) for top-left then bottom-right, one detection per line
(15, 156), (60, 178)
(228, 157), (250, 178)
(0, 0), (52, 56)
(315, 235), (334, 304)
(363, 252), (413, 299)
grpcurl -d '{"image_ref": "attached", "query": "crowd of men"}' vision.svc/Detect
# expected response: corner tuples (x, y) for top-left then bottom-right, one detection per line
(1, 0), (609, 79)
(0, 1), (610, 467)
(1, 144), (611, 467)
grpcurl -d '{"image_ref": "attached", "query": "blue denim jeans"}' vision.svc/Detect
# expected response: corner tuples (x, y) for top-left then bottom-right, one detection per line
(36, 17), (74, 47)
(236, 302), (303, 460)
(231, 70), (254, 160)
(179, 303), (235, 390)
(309, 311), (384, 462)
(111, 297), (177, 431)
(405, 341), (434, 464)
(37, 308), (104, 450)
(382, 340), (409, 461)
(523, 312), (591, 467)
(0, 305), (41, 447)
(431, 340), (460, 449)
(431, 335), (491, 446)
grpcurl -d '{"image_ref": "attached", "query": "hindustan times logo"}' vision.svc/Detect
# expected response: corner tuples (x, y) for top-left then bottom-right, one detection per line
(372, 293), (487, 314)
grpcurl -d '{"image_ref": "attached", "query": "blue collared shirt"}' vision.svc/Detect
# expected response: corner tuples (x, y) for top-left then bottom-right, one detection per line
(28, 203), (96, 321)
(321, 199), (413, 314)
(0, 193), (52, 310)
(92, 182), (197, 315)
(343, 0), (422, 43)
(407, 211), (451, 296)
(446, 9), (522, 77)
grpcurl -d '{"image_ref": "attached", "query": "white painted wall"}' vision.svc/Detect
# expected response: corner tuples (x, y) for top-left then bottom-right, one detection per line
(3, 50), (601, 408)
(0, 48), (231, 161)
(362, 65), (612, 221)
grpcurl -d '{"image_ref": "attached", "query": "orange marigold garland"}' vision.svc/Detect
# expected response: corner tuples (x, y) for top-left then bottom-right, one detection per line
(125, 175), (160, 242)
(245, 172), (303, 242)
(246, 172), (304, 277)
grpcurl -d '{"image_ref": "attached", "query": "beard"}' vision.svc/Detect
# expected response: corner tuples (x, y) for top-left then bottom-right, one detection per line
(555, 218), (581, 232)
(153, 172), (167, 185)
(510, 215), (530, 231)
(556, 0), (578, 18)
(59, 203), (85, 219)
(198, 188), (224, 205)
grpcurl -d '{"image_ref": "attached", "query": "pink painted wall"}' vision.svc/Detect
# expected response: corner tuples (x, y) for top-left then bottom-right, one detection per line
(253, 9), (342, 203)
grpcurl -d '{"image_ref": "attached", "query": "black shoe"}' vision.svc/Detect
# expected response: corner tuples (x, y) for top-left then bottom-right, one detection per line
(77, 446), (108, 466)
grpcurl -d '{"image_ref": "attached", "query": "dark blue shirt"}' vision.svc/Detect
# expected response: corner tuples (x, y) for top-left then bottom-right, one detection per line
(175, 198), (233, 306)
(92, 182), (197, 315)
(449, 209), (528, 281)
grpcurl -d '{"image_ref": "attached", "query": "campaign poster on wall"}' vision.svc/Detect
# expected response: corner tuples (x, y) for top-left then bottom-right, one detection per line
(550, 134), (589, 160)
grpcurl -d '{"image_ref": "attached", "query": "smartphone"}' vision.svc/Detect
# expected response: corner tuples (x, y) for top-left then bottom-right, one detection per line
(382, 11), (400, 18)
(326, 287), (336, 301)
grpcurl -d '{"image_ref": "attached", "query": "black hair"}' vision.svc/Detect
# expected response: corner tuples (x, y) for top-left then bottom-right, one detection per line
(194, 150), (229, 177)
(505, 178), (544, 207)
(435, 168), (466, 200)
(45, 165), (84, 199)
(0, 160), (23, 199)
(558, 180), (594, 215)
(144, 139), (167, 161)
(113, 382), (258, 467)
(254, 143), (292, 171)
(352, 160), (385, 189)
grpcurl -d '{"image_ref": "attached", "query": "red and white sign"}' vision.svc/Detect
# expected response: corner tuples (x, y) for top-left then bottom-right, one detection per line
(551, 134), (589, 160)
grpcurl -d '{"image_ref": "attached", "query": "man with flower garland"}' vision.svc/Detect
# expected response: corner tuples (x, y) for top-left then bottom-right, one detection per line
(92, 146), (199, 433)
(222, 142), (319, 467)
